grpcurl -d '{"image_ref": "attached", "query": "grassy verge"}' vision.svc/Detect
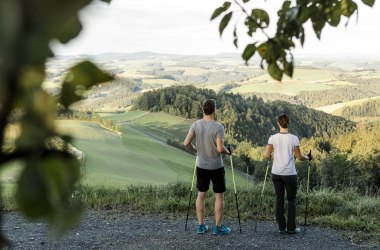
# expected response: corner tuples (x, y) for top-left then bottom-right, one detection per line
(74, 182), (379, 235)
(5, 181), (378, 231)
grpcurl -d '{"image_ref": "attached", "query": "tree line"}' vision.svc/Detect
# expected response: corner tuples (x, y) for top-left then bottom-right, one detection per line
(134, 85), (355, 146)
(56, 109), (121, 133)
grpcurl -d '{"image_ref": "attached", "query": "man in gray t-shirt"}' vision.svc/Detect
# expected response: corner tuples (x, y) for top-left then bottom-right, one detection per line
(184, 99), (232, 235)
(190, 119), (224, 170)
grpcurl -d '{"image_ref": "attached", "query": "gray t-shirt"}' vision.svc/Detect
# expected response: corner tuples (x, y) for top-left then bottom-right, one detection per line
(189, 119), (225, 170)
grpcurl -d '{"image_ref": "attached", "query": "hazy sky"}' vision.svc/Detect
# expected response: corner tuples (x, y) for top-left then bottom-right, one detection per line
(52, 0), (380, 58)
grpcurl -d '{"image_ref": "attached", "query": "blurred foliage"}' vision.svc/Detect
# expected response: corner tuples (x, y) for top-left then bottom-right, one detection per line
(212, 0), (376, 81)
(0, 0), (112, 246)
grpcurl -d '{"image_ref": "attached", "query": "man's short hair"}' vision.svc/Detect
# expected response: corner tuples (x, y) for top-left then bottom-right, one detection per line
(203, 99), (216, 115)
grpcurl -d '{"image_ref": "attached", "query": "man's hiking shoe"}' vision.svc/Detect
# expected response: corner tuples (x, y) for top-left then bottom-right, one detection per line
(279, 230), (286, 234)
(287, 228), (301, 234)
(197, 224), (209, 234)
(213, 225), (231, 235)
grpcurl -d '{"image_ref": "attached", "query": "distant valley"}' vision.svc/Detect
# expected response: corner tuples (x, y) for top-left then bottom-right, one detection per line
(45, 52), (380, 121)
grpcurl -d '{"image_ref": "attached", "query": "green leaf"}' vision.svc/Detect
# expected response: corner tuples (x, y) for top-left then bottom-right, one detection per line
(26, 0), (92, 43)
(281, 0), (292, 12)
(219, 12), (233, 36)
(211, 2), (231, 20)
(242, 0), (250, 2)
(246, 9), (270, 36)
(286, 7), (299, 21)
(17, 151), (81, 234)
(341, 0), (358, 17)
(242, 44), (257, 61)
(257, 43), (268, 58)
(56, 15), (83, 44)
(61, 61), (113, 108)
(361, 0), (375, 7)
(233, 27), (238, 48)
(100, 0), (112, 3)
(268, 61), (283, 81)
(283, 60), (294, 78)
(251, 9), (270, 28)
(277, 37), (295, 50)
(300, 32), (305, 46)
(17, 159), (52, 218)
(298, 7), (312, 23)
(311, 18), (325, 39)
(327, 8), (341, 27)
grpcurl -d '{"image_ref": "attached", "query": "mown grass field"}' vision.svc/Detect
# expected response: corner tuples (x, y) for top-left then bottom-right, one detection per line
(229, 68), (337, 95)
(230, 81), (335, 95)
(163, 66), (211, 75)
(315, 96), (380, 114)
(57, 120), (192, 187)
(141, 78), (179, 87)
(1, 118), (247, 193)
(105, 111), (193, 142)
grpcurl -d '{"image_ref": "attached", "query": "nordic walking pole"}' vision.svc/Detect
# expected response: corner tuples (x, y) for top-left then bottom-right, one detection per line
(185, 159), (197, 231)
(254, 157), (271, 231)
(228, 146), (242, 233)
(304, 150), (312, 234)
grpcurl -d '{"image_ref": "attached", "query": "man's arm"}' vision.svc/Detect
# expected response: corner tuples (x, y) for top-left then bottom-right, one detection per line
(216, 137), (231, 155)
(184, 130), (196, 151)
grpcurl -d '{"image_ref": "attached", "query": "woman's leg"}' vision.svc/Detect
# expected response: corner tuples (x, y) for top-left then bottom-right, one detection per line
(283, 175), (298, 231)
(272, 174), (286, 231)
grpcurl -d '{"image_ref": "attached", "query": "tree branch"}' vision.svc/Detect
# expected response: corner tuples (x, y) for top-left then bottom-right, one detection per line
(233, 0), (270, 39)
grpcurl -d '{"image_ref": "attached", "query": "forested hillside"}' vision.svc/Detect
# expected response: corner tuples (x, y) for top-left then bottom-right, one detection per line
(298, 122), (380, 194)
(341, 99), (380, 119)
(134, 85), (355, 145)
(252, 77), (380, 108)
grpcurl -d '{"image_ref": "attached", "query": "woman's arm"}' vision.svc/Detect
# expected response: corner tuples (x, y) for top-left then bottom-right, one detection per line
(294, 146), (310, 161)
(265, 144), (273, 160)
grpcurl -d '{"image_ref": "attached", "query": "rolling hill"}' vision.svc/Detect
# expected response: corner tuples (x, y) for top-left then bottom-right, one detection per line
(56, 120), (247, 188)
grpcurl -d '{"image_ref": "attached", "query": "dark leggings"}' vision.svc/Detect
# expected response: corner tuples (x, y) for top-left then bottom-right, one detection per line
(271, 174), (298, 231)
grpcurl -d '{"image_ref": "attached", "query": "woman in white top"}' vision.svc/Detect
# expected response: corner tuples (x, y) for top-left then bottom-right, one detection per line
(265, 113), (312, 234)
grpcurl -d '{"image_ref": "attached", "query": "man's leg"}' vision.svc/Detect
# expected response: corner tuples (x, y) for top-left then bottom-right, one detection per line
(212, 168), (230, 235)
(196, 167), (210, 226)
(214, 193), (224, 226)
(196, 191), (207, 225)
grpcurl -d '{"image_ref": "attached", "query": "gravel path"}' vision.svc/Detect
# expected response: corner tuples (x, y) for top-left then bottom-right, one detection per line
(2, 210), (371, 249)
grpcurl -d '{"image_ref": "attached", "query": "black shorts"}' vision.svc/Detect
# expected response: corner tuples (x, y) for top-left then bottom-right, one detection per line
(196, 167), (226, 193)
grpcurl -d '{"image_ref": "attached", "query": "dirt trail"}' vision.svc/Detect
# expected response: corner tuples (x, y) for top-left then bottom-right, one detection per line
(3, 210), (370, 249)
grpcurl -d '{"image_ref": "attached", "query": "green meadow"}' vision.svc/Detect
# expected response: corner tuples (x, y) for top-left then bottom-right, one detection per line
(141, 78), (179, 88)
(105, 110), (193, 141)
(229, 68), (337, 95)
(60, 118), (246, 188)
(315, 96), (380, 114)
(1, 118), (247, 193)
